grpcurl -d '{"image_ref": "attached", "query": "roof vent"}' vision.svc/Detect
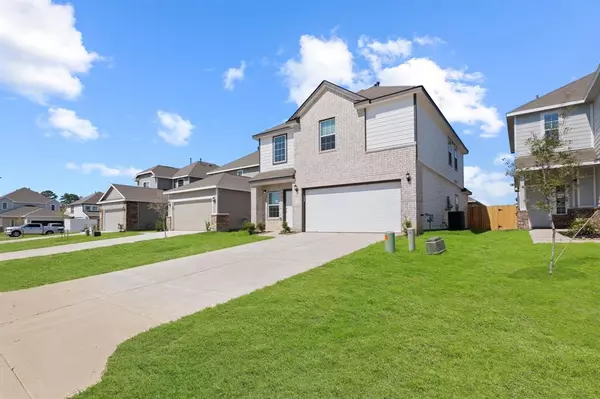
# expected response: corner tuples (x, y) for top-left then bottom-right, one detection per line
(536, 95), (539, 99)
(373, 81), (380, 87)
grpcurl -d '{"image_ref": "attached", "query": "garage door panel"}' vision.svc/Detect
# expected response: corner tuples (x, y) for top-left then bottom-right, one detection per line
(305, 181), (402, 233)
(173, 200), (212, 231)
(102, 210), (123, 232)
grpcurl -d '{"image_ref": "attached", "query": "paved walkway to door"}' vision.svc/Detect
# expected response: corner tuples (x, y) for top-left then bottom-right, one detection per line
(0, 232), (381, 399)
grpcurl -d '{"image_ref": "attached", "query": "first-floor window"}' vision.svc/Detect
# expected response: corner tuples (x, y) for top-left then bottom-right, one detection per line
(555, 186), (566, 214)
(268, 192), (280, 218)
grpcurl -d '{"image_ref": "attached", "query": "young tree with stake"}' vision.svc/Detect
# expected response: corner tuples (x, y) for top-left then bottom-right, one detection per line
(506, 109), (578, 275)
(149, 202), (169, 238)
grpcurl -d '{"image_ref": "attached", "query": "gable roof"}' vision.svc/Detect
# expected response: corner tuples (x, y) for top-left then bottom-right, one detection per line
(356, 85), (416, 99)
(287, 80), (366, 121)
(0, 206), (64, 219)
(206, 151), (259, 175)
(173, 161), (219, 179)
(164, 173), (251, 194)
(507, 72), (596, 115)
(248, 168), (295, 183)
(98, 184), (167, 203)
(135, 165), (179, 179)
(0, 188), (53, 204)
(70, 192), (103, 206)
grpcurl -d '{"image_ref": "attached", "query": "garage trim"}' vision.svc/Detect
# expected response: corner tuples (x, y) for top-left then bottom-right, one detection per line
(301, 178), (402, 232)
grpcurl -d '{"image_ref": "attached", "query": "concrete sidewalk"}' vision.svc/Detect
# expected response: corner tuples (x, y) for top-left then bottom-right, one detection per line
(529, 229), (600, 244)
(0, 232), (380, 399)
(0, 231), (198, 261)
(0, 233), (85, 245)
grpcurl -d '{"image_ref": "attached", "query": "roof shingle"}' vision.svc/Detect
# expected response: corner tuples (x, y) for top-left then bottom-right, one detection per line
(207, 151), (259, 175)
(165, 173), (250, 194)
(101, 184), (167, 203)
(0, 188), (53, 204)
(173, 161), (219, 179)
(70, 192), (103, 206)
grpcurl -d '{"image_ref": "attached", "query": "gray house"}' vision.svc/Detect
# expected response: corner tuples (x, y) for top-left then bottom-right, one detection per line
(64, 192), (103, 220)
(205, 151), (260, 178)
(506, 67), (600, 229)
(164, 173), (251, 231)
(249, 81), (470, 233)
(135, 161), (219, 190)
(97, 184), (167, 231)
(0, 188), (62, 228)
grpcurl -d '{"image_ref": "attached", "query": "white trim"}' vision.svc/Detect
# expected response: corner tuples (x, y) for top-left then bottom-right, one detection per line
(98, 185), (126, 203)
(523, 159), (600, 171)
(169, 196), (213, 204)
(215, 188), (219, 214)
(594, 166), (597, 207)
(591, 103), (595, 147)
(583, 68), (600, 101)
(164, 185), (250, 195)
(206, 164), (260, 175)
(506, 100), (585, 117)
(97, 199), (126, 205)
(134, 170), (155, 179)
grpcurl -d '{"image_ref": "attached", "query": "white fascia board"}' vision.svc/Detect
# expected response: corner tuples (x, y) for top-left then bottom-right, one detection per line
(169, 196), (214, 204)
(164, 185), (217, 195)
(506, 100), (585, 117)
(97, 199), (126, 204)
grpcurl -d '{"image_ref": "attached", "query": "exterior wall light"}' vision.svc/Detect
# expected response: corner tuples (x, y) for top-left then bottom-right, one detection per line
(406, 172), (412, 183)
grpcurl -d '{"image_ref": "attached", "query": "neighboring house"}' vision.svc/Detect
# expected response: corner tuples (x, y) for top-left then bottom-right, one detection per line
(205, 151), (260, 178)
(249, 81), (470, 233)
(97, 184), (167, 231)
(135, 161), (219, 190)
(506, 67), (600, 229)
(64, 192), (103, 219)
(164, 173), (251, 231)
(0, 188), (61, 228)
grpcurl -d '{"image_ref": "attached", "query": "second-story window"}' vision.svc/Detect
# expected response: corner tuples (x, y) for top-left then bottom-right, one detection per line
(448, 138), (453, 166)
(2, 202), (7, 210)
(236, 169), (244, 176)
(453, 145), (458, 171)
(544, 112), (559, 140)
(177, 179), (184, 187)
(320, 118), (336, 151)
(273, 134), (287, 164)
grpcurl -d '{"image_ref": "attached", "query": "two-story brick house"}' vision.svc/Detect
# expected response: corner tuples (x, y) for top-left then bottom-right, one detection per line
(506, 67), (600, 229)
(249, 81), (470, 233)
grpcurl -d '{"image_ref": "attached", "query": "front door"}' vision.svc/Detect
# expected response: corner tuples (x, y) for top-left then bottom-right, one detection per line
(284, 190), (293, 228)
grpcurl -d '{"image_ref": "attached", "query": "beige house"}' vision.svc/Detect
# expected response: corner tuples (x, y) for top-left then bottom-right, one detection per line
(97, 184), (167, 231)
(0, 188), (62, 229)
(164, 173), (251, 231)
(250, 81), (470, 233)
(507, 66), (600, 229)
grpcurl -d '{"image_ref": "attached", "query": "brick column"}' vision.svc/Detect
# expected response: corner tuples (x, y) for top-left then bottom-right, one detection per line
(210, 213), (229, 232)
(517, 210), (530, 230)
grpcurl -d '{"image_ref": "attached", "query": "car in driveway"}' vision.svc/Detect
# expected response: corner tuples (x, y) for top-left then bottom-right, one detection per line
(4, 223), (63, 238)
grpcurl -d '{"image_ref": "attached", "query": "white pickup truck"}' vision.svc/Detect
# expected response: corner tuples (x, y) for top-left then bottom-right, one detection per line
(4, 223), (64, 238)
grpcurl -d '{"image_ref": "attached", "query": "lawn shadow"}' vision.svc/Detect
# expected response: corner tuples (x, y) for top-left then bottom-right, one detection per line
(509, 265), (588, 280)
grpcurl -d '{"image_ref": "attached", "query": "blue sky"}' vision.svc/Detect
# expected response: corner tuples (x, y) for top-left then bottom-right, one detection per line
(1, 0), (598, 204)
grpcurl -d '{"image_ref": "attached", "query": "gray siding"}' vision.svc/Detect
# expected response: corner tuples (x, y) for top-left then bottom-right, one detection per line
(594, 95), (600, 156)
(156, 177), (174, 190)
(293, 89), (418, 230)
(136, 173), (155, 188)
(168, 188), (216, 202)
(104, 187), (124, 201)
(365, 95), (414, 151)
(417, 95), (464, 187)
(226, 165), (259, 177)
(515, 104), (593, 156)
(420, 166), (467, 230)
(218, 189), (251, 229)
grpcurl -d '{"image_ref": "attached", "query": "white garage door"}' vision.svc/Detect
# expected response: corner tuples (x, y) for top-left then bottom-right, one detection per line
(172, 200), (213, 231)
(305, 181), (402, 233)
(102, 209), (124, 232)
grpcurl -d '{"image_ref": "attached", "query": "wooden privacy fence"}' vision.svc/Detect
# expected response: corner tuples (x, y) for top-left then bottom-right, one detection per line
(468, 205), (518, 231)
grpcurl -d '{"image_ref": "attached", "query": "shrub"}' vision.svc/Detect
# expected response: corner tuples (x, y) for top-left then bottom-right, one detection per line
(205, 220), (212, 232)
(155, 219), (164, 231)
(567, 217), (598, 237)
(402, 217), (412, 235)
(280, 221), (291, 234)
(256, 222), (266, 233)
(242, 221), (256, 235)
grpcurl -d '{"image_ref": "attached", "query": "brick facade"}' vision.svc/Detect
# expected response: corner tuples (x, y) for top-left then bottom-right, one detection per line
(517, 210), (530, 230)
(210, 213), (229, 232)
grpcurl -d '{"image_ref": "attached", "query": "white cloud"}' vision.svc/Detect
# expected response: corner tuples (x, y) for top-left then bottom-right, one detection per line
(223, 61), (247, 90)
(494, 152), (514, 166)
(47, 107), (99, 141)
(157, 110), (194, 146)
(413, 35), (446, 46)
(463, 129), (473, 135)
(358, 35), (412, 71)
(281, 33), (504, 137)
(65, 162), (140, 178)
(464, 166), (514, 205)
(0, 0), (100, 103)
(378, 58), (504, 136)
(281, 35), (360, 106)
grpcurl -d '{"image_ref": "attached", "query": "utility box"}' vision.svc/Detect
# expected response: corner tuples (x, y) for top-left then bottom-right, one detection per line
(426, 237), (446, 255)
(384, 231), (396, 253)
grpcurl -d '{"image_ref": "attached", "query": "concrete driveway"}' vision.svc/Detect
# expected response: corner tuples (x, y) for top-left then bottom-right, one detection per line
(0, 231), (198, 261)
(0, 232), (380, 399)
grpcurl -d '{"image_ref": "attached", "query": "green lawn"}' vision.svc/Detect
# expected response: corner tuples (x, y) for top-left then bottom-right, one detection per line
(78, 230), (600, 398)
(0, 232), (269, 291)
(0, 231), (141, 253)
